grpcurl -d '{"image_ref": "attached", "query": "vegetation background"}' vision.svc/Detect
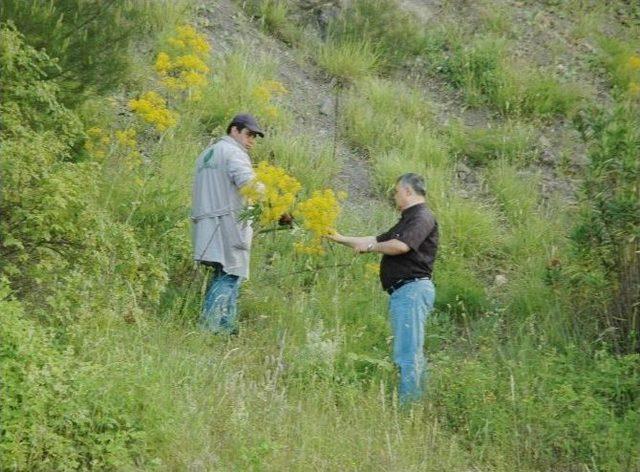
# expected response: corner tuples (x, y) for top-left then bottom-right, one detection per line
(1, 0), (639, 470)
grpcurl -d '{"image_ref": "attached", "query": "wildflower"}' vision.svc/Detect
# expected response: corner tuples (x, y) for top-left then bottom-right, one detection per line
(156, 25), (211, 98)
(241, 161), (302, 225)
(155, 52), (172, 74)
(115, 128), (137, 148)
(173, 54), (209, 73)
(294, 189), (343, 254)
(169, 25), (211, 56)
(251, 80), (288, 120)
(129, 91), (178, 132)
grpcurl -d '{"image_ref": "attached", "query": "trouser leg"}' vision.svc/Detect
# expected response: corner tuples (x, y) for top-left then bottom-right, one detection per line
(389, 280), (435, 403)
(201, 263), (241, 334)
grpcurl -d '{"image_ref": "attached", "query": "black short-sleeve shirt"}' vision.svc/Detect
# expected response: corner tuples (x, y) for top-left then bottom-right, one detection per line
(376, 203), (438, 291)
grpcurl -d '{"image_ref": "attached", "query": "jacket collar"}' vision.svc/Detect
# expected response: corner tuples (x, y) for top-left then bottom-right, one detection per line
(221, 135), (247, 152)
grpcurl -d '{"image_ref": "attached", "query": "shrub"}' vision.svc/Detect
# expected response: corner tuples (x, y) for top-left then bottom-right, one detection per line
(0, 1), (156, 104)
(571, 102), (640, 352)
(0, 287), (150, 470)
(0, 23), (166, 323)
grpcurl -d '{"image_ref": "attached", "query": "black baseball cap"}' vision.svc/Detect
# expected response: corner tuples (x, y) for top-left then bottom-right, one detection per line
(230, 113), (265, 137)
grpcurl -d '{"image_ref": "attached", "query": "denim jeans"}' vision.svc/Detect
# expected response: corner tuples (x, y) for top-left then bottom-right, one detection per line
(388, 278), (435, 404)
(200, 262), (241, 334)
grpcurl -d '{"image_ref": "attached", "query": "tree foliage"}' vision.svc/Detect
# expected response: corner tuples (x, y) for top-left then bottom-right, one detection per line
(0, 0), (152, 104)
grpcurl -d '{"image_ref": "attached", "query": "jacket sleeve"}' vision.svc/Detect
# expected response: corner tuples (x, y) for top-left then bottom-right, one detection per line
(227, 149), (255, 188)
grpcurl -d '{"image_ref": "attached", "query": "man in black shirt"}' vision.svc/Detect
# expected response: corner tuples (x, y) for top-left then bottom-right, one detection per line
(327, 173), (438, 403)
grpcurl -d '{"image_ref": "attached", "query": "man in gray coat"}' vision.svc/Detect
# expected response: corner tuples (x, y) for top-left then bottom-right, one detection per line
(191, 114), (264, 335)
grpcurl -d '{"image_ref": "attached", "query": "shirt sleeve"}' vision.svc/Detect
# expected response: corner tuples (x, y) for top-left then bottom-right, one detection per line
(227, 150), (255, 188)
(376, 220), (401, 243)
(395, 213), (434, 252)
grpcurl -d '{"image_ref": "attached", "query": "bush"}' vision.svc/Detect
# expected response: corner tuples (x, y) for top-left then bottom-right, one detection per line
(570, 102), (640, 352)
(0, 24), (166, 323)
(0, 1), (158, 104)
(0, 287), (150, 470)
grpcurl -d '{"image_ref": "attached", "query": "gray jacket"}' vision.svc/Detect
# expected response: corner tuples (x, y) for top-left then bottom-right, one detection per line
(191, 136), (255, 278)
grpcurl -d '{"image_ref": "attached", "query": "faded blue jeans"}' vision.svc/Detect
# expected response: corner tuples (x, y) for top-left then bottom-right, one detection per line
(388, 278), (435, 404)
(200, 262), (241, 334)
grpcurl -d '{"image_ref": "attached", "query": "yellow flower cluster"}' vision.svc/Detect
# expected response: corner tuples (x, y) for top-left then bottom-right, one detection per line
(115, 128), (137, 148)
(294, 189), (344, 254)
(115, 128), (141, 168)
(252, 80), (288, 119)
(168, 25), (210, 55)
(129, 91), (178, 132)
(155, 25), (210, 99)
(85, 127), (110, 159)
(241, 161), (302, 225)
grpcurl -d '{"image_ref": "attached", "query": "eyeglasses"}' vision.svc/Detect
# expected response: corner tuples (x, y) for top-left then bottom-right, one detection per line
(243, 129), (258, 138)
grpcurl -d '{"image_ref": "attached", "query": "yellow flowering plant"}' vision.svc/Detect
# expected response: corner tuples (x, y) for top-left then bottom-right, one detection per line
(239, 161), (346, 256)
(129, 91), (178, 132)
(155, 25), (211, 100)
(626, 55), (640, 98)
(114, 128), (142, 169)
(251, 80), (288, 120)
(240, 161), (302, 226)
(293, 189), (345, 255)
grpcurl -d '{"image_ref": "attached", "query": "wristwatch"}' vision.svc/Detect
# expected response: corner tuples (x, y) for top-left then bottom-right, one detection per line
(366, 242), (375, 252)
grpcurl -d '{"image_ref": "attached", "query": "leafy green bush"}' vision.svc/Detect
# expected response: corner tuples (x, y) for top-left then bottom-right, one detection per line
(0, 286), (150, 471)
(0, 1), (158, 104)
(0, 24), (166, 323)
(571, 102), (640, 352)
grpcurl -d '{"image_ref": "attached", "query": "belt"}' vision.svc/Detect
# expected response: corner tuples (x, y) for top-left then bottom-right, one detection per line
(386, 277), (430, 295)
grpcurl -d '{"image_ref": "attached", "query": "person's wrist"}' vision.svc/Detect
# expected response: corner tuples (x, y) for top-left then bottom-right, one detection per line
(367, 242), (376, 252)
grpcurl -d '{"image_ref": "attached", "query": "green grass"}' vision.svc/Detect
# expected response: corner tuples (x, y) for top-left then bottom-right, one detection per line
(447, 119), (535, 166)
(239, 0), (302, 45)
(315, 40), (379, 85)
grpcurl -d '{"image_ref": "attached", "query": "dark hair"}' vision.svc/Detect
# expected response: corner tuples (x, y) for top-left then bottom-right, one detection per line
(396, 173), (426, 196)
(226, 122), (246, 134)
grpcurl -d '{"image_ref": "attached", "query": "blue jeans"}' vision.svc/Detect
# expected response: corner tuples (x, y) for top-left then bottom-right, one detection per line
(200, 263), (241, 334)
(388, 279), (435, 404)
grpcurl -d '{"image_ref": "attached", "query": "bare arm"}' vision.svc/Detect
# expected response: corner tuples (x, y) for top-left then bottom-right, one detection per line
(327, 233), (410, 255)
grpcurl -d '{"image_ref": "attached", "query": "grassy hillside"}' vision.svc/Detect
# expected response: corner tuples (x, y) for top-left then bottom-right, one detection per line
(1, 0), (639, 470)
